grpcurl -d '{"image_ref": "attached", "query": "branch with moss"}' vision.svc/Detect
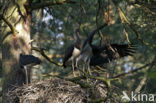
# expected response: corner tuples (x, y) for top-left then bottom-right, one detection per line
(111, 0), (150, 46)
(31, 47), (63, 67)
(128, 0), (156, 15)
(31, 0), (76, 10)
(53, 75), (91, 88)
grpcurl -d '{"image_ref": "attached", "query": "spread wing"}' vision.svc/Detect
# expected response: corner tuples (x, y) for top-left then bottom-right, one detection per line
(110, 44), (135, 57)
(90, 44), (135, 66)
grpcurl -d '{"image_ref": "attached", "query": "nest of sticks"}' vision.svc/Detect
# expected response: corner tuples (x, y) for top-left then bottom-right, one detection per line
(5, 77), (111, 103)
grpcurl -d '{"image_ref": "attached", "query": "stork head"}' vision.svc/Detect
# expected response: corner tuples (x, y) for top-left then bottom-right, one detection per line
(74, 29), (81, 41)
(74, 29), (83, 50)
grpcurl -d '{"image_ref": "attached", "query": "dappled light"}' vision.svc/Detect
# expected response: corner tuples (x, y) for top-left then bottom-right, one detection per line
(0, 0), (156, 103)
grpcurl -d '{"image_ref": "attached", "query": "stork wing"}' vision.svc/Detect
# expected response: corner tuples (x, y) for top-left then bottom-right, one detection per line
(19, 54), (41, 66)
(90, 44), (135, 66)
(110, 44), (135, 57)
(63, 44), (74, 67)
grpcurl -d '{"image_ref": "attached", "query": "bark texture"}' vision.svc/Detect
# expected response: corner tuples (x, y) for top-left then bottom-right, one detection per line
(1, 0), (31, 102)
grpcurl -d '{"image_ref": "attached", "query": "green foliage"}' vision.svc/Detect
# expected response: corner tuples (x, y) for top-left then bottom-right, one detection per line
(28, 0), (156, 102)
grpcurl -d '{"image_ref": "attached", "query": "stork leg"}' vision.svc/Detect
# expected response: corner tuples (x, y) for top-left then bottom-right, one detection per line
(82, 64), (85, 73)
(24, 66), (28, 85)
(72, 59), (76, 77)
(87, 59), (92, 76)
(75, 58), (78, 68)
(76, 58), (82, 76)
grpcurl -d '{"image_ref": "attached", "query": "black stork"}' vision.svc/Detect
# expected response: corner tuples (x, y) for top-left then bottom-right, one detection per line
(89, 44), (135, 66)
(77, 23), (108, 75)
(63, 29), (82, 76)
(78, 23), (135, 74)
(19, 53), (41, 84)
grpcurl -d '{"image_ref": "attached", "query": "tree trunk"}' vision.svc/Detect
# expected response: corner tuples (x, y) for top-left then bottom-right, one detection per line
(1, 0), (31, 102)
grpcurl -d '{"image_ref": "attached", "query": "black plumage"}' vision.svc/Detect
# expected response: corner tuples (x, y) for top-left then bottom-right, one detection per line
(63, 29), (82, 68)
(82, 23), (108, 49)
(63, 44), (74, 68)
(78, 23), (108, 62)
(19, 53), (41, 68)
(77, 23), (108, 75)
(19, 53), (41, 84)
(90, 44), (135, 66)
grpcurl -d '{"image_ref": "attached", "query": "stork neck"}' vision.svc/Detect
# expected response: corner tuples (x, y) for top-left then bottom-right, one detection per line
(75, 40), (82, 50)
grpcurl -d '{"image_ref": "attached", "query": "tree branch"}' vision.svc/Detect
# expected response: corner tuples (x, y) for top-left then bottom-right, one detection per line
(0, 14), (17, 36)
(111, 0), (150, 46)
(0, 32), (12, 46)
(31, 0), (76, 10)
(128, 0), (156, 14)
(31, 47), (63, 67)
(112, 56), (156, 79)
(134, 74), (147, 93)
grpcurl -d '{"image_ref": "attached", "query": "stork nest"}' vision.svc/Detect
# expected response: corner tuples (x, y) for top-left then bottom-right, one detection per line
(5, 77), (112, 103)
(6, 78), (85, 103)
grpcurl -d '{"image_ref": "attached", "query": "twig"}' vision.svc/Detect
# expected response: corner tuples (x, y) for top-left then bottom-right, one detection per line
(135, 59), (155, 93)
(0, 14), (17, 36)
(112, 57), (156, 79)
(31, 0), (76, 10)
(0, 32), (12, 46)
(31, 47), (63, 67)
(134, 74), (147, 93)
(127, 1), (156, 15)
(111, 0), (150, 46)
(96, 0), (103, 45)
(53, 75), (91, 88)
(88, 97), (108, 103)
(123, 26), (130, 46)
(83, 23), (108, 48)
(134, 4), (156, 15)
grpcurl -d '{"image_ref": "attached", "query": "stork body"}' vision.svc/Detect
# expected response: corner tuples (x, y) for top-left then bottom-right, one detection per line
(78, 43), (93, 74)
(77, 23), (135, 73)
(78, 23), (108, 75)
(63, 44), (81, 67)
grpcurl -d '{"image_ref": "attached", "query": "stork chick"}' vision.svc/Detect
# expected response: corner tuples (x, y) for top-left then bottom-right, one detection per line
(78, 23), (108, 75)
(63, 29), (82, 76)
